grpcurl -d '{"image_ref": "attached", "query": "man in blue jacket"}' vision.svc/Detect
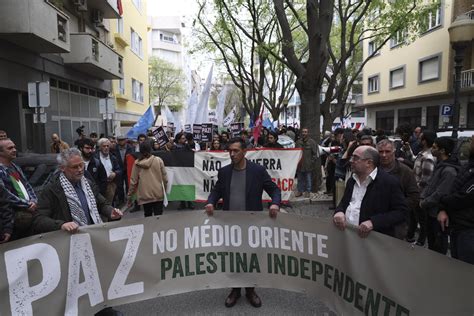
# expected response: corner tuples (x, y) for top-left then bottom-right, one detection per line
(205, 137), (281, 309)
(333, 145), (408, 238)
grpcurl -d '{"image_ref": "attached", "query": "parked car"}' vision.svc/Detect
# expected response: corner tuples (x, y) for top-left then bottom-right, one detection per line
(436, 130), (474, 165)
(15, 153), (58, 195)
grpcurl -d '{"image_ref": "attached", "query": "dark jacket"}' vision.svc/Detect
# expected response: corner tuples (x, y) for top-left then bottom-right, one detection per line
(114, 144), (134, 174)
(420, 158), (460, 217)
(207, 159), (281, 211)
(386, 160), (420, 213)
(263, 142), (283, 149)
(85, 157), (107, 195)
(0, 187), (14, 235)
(95, 152), (122, 183)
(32, 173), (114, 234)
(440, 159), (474, 231)
(335, 169), (408, 237)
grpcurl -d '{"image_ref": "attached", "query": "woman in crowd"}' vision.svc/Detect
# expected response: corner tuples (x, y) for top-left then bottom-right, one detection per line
(210, 139), (222, 151)
(127, 141), (168, 217)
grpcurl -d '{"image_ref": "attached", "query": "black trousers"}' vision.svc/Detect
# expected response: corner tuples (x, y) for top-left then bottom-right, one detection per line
(427, 216), (448, 255)
(143, 201), (164, 217)
(407, 205), (427, 243)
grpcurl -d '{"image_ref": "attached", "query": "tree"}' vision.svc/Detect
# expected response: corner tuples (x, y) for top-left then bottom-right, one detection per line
(319, 0), (439, 133)
(148, 57), (186, 118)
(194, 0), (296, 122)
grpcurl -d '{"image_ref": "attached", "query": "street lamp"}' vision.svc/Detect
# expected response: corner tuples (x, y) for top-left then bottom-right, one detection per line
(448, 13), (474, 138)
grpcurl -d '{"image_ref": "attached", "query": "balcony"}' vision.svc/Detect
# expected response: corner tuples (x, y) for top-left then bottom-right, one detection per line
(86, 0), (121, 19)
(62, 33), (123, 79)
(461, 69), (474, 89)
(0, 0), (70, 53)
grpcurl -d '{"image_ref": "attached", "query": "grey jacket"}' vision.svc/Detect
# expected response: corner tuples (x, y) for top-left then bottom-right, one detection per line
(420, 158), (460, 217)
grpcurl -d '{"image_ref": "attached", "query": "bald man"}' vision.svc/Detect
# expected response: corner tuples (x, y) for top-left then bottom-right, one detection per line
(333, 146), (408, 238)
(50, 133), (70, 153)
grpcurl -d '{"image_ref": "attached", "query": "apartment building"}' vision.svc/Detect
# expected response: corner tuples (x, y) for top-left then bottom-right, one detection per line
(0, 0), (124, 152)
(108, 0), (149, 137)
(362, 0), (474, 133)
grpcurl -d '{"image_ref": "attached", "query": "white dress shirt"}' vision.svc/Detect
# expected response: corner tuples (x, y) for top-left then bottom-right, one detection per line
(345, 168), (378, 226)
(100, 154), (113, 177)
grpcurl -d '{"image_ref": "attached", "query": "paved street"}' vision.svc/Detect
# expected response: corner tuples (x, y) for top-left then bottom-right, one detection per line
(117, 199), (336, 316)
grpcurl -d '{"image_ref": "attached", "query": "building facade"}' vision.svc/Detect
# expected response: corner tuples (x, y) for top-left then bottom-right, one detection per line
(109, 0), (149, 137)
(0, 0), (125, 152)
(362, 0), (474, 133)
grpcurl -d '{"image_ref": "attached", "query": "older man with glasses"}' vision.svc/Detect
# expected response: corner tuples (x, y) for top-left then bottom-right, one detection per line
(333, 146), (408, 238)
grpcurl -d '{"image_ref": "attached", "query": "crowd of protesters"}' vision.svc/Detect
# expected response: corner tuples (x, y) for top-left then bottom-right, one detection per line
(0, 121), (473, 270)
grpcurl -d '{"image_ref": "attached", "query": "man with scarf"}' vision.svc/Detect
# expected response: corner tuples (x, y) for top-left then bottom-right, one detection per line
(33, 148), (123, 315)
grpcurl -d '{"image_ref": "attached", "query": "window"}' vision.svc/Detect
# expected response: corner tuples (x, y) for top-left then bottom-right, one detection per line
(130, 28), (143, 58)
(390, 67), (405, 89)
(132, 0), (142, 12)
(57, 15), (67, 43)
(117, 18), (123, 34)
(119, 79), (125, 95)
(118, 57), (123, 74)
(390, 30), (405, 48)
(368, 40), (380, 57)
(132, 79), (144, 103)
(368, 75), (379, 93)
(92, 39), (99, 61)
(160, 32), (177, 44)
(419, 54), (441, 83)
(421, 4), (442, 33)
(376, 110), (394, 133)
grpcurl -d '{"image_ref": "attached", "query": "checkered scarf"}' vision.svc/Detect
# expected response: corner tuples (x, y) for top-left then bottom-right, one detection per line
(59, 173), (103, 226)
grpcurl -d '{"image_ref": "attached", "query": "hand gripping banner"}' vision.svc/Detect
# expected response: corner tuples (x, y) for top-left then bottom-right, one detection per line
(1, 212), (474, 315)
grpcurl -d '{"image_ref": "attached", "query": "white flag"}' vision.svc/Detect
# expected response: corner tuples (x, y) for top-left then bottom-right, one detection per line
(185, 89), (198, 126)
(163, 105), (182, 136)
(216, 85), (228, 126)
(195, 66), (213, 124)
(223, 106), (236, 127)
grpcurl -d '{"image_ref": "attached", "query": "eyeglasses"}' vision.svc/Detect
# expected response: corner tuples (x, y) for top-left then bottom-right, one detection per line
(349, 155), (368, 162)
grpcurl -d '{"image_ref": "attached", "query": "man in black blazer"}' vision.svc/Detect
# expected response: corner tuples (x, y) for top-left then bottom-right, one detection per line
(206, 137), (281, 309)
(333, 145), (407, 238)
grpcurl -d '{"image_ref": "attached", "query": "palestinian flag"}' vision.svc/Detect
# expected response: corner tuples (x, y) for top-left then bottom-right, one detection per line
(126, 149), (302, 202)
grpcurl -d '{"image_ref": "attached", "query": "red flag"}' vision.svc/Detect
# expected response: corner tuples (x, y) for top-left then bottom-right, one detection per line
(253, 107), (264, 145)
(117, 0), (123, 16)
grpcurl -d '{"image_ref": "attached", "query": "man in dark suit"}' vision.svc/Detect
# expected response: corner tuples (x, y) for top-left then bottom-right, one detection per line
(95, 138), (122, 205)
(205, 137), (281, 309)
(333, 145), (408, 238)
(114, 135), (134, 206)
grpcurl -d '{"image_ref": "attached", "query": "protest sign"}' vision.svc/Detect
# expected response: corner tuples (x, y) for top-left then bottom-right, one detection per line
(193, 124), (202, 142)
(230, 122), (244, 138)
(201, 123), (213, 142)
(184, 124), (192, 133)
(152, 126), (169, 147)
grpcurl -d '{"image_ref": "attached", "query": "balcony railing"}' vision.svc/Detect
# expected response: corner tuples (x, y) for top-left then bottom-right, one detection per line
(461, 69), (474, 89)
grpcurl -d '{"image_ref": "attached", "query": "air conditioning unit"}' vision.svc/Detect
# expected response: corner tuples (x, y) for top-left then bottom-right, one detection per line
(73, 0), (87, 11)
(92, 10), (104, 26)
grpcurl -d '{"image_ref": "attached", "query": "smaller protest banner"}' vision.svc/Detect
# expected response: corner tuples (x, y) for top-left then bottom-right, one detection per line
(201, 123), (213, 142)
(223, 107), (236, 127)
(184, 124), (192, 133)
(152, 126), (169, 147)
(230, 122), (244, 138)
(193, 124), (202, 141)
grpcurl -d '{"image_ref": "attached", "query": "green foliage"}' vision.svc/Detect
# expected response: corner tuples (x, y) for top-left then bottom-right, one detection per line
(148, 57), (186, 112)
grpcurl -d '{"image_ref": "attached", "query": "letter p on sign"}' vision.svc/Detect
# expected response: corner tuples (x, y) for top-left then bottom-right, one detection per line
(441, 104), (453, 116)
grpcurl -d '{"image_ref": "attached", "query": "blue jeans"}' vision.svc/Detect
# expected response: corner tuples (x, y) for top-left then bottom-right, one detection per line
(297, 171), (312, 193)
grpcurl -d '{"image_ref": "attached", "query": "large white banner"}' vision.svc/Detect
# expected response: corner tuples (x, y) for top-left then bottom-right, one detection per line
(1, 212), (474, 315)
(193, 149), (302, 202)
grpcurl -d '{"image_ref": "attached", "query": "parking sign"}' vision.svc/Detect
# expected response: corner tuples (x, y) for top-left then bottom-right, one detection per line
(441, 104), (453, 116)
